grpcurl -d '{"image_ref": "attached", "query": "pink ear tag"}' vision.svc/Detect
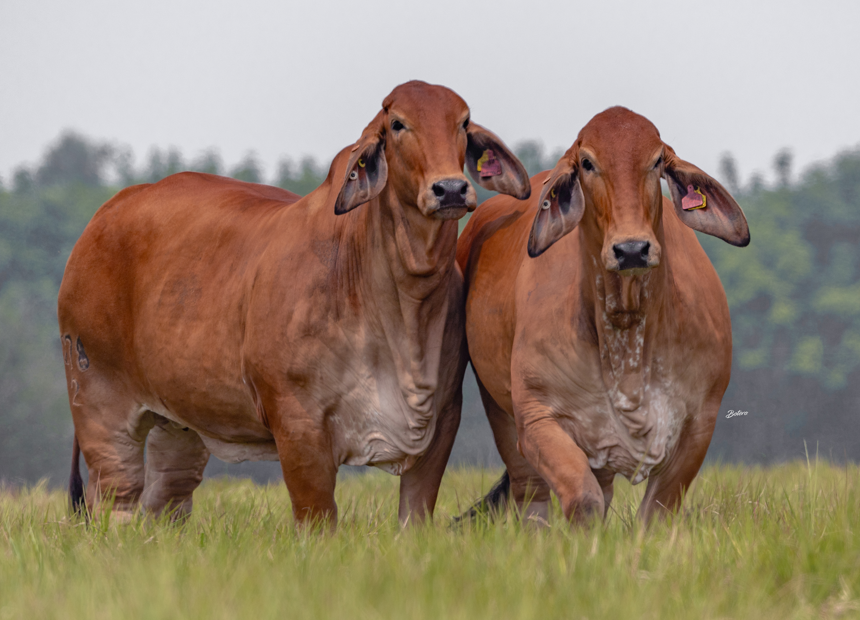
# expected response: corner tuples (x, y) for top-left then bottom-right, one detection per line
(681, 184), (707, 210)
(477, 149), (502, 178)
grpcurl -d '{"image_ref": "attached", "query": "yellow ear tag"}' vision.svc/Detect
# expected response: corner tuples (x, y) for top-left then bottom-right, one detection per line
(476, 150), (489, 172)
(551, 188), (557, 198)
(358, 158), (366, 168)
(681, 185), (707, 210)
(477, 149), (502, 177)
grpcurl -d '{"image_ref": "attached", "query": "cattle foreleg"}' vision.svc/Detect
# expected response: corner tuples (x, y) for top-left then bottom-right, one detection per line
(481, 380), (551, 524)
(638, 408), (717, 524)
(266, 400), (338, 530)
(398, 381), (462, 527)
(516, 408), (604, 526)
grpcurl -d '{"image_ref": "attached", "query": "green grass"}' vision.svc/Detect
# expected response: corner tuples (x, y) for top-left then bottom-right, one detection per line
(1, 461), (859, 619)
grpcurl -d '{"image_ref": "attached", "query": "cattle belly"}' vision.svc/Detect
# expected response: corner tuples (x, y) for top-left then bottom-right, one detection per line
(197, 436), (279, 463)
(560, 384), (686, 484)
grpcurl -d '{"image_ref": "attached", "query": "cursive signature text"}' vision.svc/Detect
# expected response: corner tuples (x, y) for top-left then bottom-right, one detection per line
(726, 409), (749, 419)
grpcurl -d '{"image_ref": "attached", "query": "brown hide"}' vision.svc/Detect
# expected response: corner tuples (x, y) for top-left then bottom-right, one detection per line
(457, 107), (748, 524)
(59, 81), (530, 528)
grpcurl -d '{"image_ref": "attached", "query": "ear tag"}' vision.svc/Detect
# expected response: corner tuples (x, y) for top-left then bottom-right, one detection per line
(358, 158), (366, 168)
(681, 184), (707, 210)
(477, 149), (502, 178)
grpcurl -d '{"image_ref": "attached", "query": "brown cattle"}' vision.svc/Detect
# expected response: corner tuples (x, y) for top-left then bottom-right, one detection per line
(59, 80), (530, 528)
(457, 107), (749, 524)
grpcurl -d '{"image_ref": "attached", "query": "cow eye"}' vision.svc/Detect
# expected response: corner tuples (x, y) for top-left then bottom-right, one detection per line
(462, 118), (470, 130)
(391, 120), (405, 132)
(653, 156), (663, 169)
(581, 158), (594, 172)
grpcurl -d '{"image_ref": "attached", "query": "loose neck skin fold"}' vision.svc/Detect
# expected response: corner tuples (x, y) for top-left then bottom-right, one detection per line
(327, 182), (459, 420)
(577, 213), (670, 419)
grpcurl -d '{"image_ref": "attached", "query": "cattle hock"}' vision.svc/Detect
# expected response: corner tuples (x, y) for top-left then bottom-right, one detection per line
(58, 80), (530, 529)
(456, 106), (749, 526)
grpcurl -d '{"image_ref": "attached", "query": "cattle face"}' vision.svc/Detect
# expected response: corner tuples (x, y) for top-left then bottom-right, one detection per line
(528, 107), (750, 261)
(327, 81), (530, 221)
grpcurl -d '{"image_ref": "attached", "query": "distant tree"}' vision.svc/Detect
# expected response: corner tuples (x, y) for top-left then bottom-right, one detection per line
(12, 168), (35, 194)
(190, 150), (224, 176)
(748, 172), (765, 194)
(514, 140), (546, 176)
(774, 148), (793, 188)
(113, 145), (137, 187)
(143, 147), (186, 183)
(833, 146), (860, 206)
(703, 145), (860, 390)
(164, 148), (184, 178)
(230, 152), (264, 184)
(36, 131), (113, 187)
(719, 152), (741, 194)
(274, 155), (326, 196)
(513, 140), (563, 177)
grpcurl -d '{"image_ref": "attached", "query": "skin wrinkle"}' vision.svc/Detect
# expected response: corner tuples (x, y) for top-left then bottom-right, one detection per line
(458, 106), (748, 523)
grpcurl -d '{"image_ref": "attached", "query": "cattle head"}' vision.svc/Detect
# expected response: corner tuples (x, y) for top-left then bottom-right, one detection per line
(324, 80), (530, 219)
(528, 107), (750, 267)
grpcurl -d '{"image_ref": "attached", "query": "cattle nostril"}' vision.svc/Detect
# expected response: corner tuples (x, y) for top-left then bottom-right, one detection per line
(613, 241), (651, 270)
(433, 179), (470, 208)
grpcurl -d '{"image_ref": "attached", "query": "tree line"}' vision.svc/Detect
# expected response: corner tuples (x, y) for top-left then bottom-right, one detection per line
(1, 131), (859, 485)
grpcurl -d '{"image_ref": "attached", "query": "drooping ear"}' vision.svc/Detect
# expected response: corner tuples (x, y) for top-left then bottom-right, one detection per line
(465, 122), (531, 200)
(663, 144), (750, 247)
(324, 110), (388, 215)
(528, 150), (585, 257)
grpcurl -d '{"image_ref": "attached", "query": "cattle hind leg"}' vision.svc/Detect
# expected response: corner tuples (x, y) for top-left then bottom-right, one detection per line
(593, 468), (615, 518)
(139, 420), (210, 520)
(67, 375), (153, 522)
(69, 435), (85, 516)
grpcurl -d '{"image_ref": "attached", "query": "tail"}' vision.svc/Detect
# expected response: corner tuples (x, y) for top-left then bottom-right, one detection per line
(69, 435), (85, 517)
(453, 470), (511, 525)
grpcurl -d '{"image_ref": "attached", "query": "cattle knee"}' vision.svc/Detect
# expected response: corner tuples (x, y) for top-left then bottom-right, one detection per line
(556, 469), (605, 526)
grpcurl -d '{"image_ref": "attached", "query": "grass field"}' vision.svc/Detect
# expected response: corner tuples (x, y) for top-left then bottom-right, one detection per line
(1, 460), (859, 619)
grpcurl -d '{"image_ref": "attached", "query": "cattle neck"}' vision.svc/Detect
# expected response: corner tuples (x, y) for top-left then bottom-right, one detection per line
(578, 218), (669, 423)
(377, 184), (459, 283)
(333, 183), (458, 419)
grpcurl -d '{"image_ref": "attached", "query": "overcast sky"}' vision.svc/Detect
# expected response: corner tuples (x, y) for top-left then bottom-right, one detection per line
(2, 0), (859, 186)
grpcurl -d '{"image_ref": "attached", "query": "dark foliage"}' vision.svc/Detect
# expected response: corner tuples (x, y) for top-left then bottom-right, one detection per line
(1, 133), (858, 485)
